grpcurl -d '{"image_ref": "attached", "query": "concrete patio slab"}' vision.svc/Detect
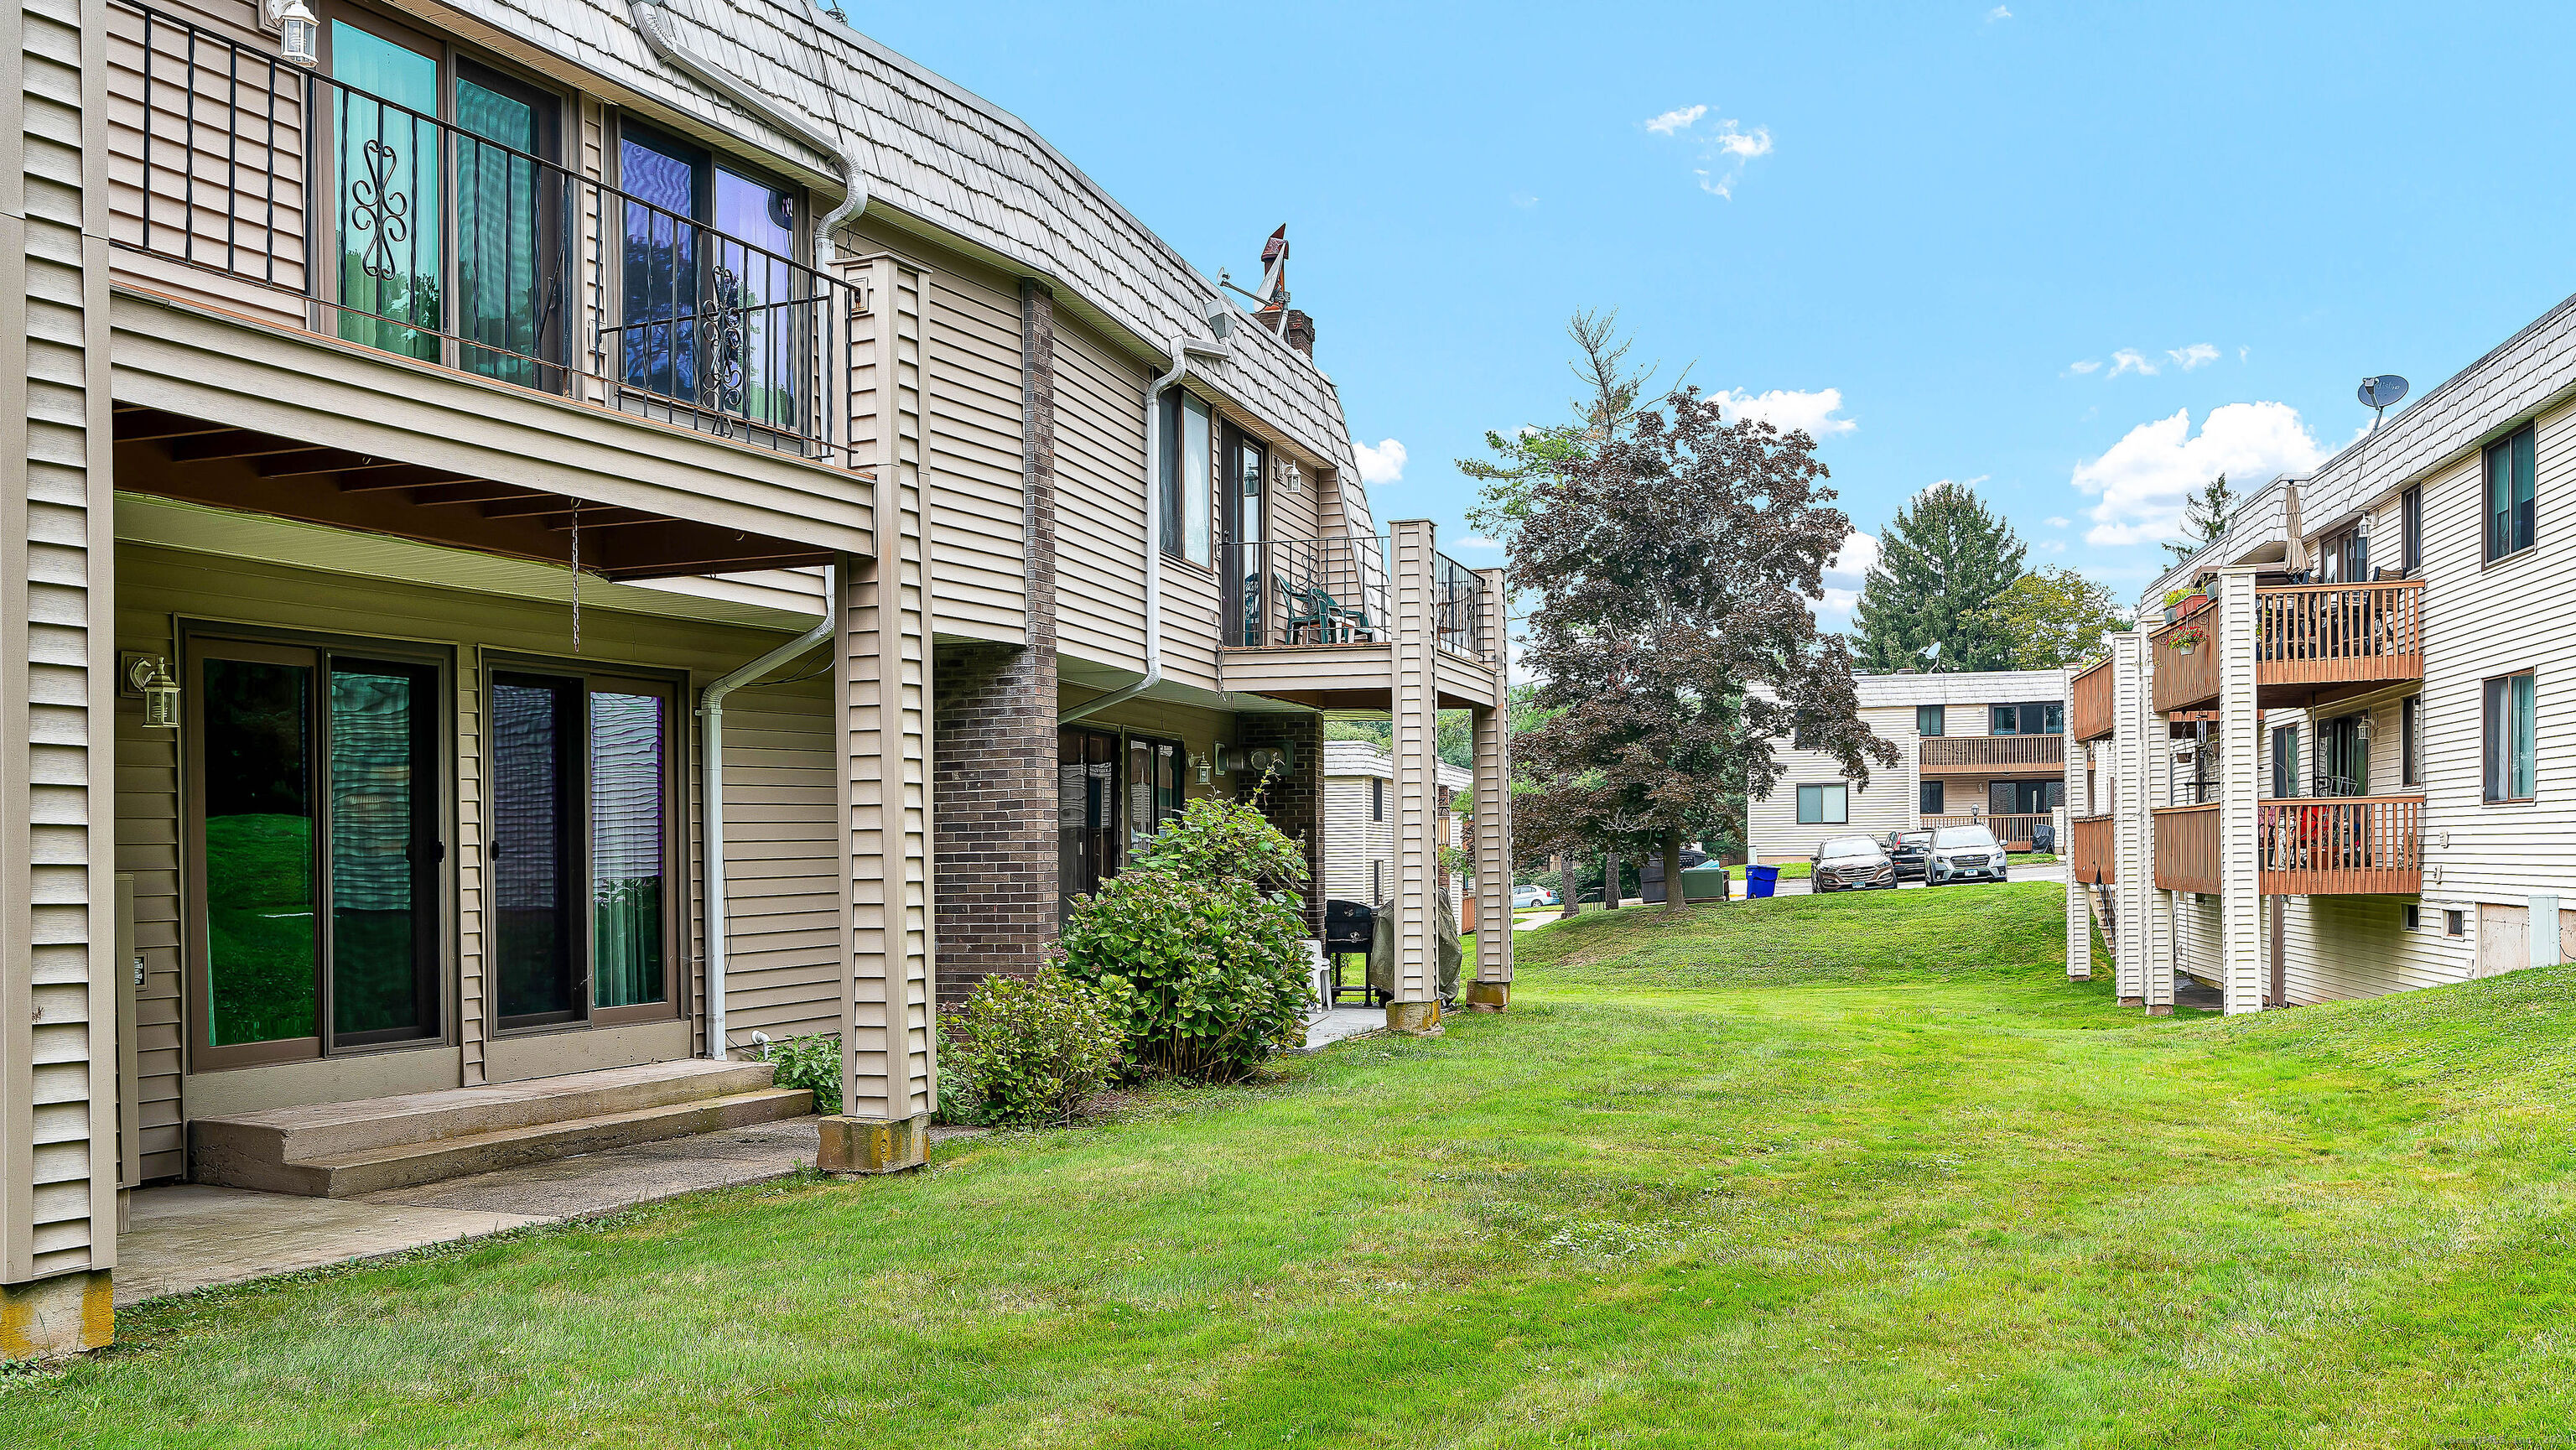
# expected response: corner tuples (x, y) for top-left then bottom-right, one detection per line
(1299, 1006), (1387, 1051)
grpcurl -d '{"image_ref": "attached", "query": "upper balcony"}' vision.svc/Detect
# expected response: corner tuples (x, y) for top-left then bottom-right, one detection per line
(2070, 813), (2115, 885)
(2070, 657), (2114, 741)
(1918, 733), (2064, 776)
(2153, 579), (2424, 714)
(102, 3), (870, 573)
(1216, 535), (1504, 710)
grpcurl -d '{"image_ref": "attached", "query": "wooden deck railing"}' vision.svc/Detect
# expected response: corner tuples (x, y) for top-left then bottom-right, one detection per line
(2070, 813), (2115, 885)
(2071, 658), (2115, 742)
(2256, 580), (2424, 693)
(1923, 813), (2056, 851)
(2257, 796), (2423, 895)
(1918, 734), (2065, 774)
(2151, 613), (2221, 713)
(2153, 803), (2220, 894)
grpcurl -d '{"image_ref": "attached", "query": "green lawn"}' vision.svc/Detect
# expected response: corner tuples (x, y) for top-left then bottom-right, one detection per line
(13, 886), (2576, 1445)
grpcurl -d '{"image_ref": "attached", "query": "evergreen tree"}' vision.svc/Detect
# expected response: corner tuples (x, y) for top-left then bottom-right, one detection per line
(1848, 482), (2027, 673)
(2162, 474), (2236, 564)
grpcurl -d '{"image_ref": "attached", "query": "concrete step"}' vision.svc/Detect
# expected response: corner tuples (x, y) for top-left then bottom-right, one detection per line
(188, 1059), (813, 1198)
(193, 1059), (781, 1167)
(195, 1086), (814, 1198)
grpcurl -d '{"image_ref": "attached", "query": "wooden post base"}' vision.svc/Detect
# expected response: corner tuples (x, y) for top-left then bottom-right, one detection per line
(0, 1270), (112, 1360)
(1385, 1000), (1446, 1037)
(1462, 980), (1509, 1012)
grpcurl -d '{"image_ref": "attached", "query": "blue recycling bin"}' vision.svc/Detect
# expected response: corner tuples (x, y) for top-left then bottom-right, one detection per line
(1744, 865), (1779, 898)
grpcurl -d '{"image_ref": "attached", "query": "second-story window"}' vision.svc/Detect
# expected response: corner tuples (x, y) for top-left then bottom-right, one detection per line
(2485, 424), (2537, 563)
(2401, 486), (2423, 575)
(617, 124), (803, 430)
(2271, 724), (2299, 798)
(2402, 695), (2420, 786)
(1917, 704), (1945, 736)
(1370, 776), (1384, 822)
(1159, 392), (1213, 566)
(2484, 671), (2537, 802)
(1991, 703), (2063, 735)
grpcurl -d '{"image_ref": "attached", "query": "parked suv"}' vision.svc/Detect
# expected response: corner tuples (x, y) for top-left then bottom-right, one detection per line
(1811, 835), (1898, 892)
(1883, 829), (1934, 882)
(1925, 825), (2010, 886)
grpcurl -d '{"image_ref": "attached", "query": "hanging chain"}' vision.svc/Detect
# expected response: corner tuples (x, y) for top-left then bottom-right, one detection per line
(570, 502), (583, 653)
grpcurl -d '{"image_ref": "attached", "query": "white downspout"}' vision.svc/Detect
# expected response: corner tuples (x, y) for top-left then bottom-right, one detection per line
(1063, 335), (1227, 725)
(700, 563), (839, 1058)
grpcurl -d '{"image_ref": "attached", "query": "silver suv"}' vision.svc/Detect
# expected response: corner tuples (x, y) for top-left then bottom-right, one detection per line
(1926, 826), (2010, 886)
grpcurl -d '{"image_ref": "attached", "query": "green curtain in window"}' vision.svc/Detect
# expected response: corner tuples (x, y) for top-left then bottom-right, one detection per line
(331, 23), (443, 361)
(590, 691), (667, 1009)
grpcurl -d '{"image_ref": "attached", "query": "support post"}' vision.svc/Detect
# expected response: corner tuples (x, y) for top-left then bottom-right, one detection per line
(2215, 567), (2264, 1014)
(1386, 519), (1446, 1036)
(2111, 630), (2156, 1009)
(2057, 804), (2085, 981)
(825, 256), (936, 1173)
(0, 0), (119, 1354)
(1466, 566), (1513, 1011)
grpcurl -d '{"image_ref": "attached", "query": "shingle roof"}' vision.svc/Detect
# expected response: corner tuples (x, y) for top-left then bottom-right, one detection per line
(454, 0), (1359, 481)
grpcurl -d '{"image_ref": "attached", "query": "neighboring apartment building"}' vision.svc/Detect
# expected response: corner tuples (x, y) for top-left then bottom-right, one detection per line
(0, 0), (1513, 1350)
(2067, 284), (2576, 1017)
(1320, 739), (1468, 912)
(1748, 671), (2070, 864)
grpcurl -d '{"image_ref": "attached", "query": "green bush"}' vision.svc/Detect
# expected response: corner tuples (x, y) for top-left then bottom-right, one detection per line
(937, 967), (1128, 1126)
(762, 1032), (842, 1116)
(1057, 790), (1315, 1083)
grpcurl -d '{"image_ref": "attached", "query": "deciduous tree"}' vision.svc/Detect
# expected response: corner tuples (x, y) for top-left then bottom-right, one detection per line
(1976, 566), (2132, 669)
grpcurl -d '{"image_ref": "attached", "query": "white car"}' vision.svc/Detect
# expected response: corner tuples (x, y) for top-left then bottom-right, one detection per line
(1925, 825), (2011, 886)
(1512, 885), (1559, 908)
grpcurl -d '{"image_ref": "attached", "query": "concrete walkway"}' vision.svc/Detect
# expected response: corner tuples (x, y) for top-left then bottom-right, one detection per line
(116, 1117), (977, 1307)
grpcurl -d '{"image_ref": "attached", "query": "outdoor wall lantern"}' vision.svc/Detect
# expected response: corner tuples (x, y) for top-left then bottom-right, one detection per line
(127, 656), (179, 730)
(264, 0), (320, 67)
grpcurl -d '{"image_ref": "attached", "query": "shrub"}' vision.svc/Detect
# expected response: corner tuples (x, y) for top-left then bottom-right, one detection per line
(937, 966), (1128, 1126)
(762, 1032), (842, 1115)
(1057, 790), (1316, 1083)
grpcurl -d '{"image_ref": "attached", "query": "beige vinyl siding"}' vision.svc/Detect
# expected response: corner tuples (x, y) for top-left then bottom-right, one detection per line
(2275, 894), (2466, 1004)
(1748, 703), (1917, 861)
(114, 542), (840, 1169)
(1322, 774), (1389, 904)
(102, 0), (311, 330)
(1050, 314), (1148, 675)
(3, 0), (117, 1281)
(922, 263), (1026, 643)
(2173, 891), (2224, 986)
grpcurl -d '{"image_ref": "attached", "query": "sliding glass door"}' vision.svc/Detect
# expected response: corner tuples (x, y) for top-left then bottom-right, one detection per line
(490, 666), (679, 1031)
(188, 635), (444, 1068)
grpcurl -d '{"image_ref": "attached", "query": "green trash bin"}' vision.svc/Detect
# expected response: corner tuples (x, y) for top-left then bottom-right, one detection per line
(1680, 865), (1732, 902)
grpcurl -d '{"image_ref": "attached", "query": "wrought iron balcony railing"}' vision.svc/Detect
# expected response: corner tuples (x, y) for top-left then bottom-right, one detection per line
(1218, 537), (1392, 649)
(1433, 550), (1490, 660)
(106, 1), (849, 462)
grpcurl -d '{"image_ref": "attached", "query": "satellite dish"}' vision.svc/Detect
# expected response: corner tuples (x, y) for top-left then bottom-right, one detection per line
(2359, 374), (2409, 433)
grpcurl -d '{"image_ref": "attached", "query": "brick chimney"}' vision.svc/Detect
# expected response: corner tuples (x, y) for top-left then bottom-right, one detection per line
(1284, 309), (1316, 360)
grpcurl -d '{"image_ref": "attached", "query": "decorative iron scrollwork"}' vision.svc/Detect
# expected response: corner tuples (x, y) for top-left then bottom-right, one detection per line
(349, 137), (411, 281)
(701, 262), (747, 423)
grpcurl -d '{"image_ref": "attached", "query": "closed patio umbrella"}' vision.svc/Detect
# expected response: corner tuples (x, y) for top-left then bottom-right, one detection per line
(2282, 481), (2310, 575)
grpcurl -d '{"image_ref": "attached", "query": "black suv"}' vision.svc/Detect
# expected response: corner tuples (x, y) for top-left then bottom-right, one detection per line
(1883, 829), (1934, 882)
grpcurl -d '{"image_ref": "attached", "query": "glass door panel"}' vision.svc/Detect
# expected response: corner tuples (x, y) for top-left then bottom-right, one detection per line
(454, 66), (564, 391)
(330, 22), (443, 361)
(589, 688), (668, 1012)
(328, 660), (439, 1044)
(710, 169), (802, 432)
(201, 655), (320, 1047)
(492, 674), (582, 1026)
(620, 130), (703, 403)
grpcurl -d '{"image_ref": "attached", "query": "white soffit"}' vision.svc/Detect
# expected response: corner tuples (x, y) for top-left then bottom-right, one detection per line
(113, 493), (825, 633)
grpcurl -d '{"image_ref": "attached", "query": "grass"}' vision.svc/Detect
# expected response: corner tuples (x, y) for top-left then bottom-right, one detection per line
(13, 886), (2576, 1445)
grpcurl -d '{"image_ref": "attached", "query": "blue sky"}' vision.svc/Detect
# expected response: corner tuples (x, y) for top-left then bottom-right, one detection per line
(847, 2), (2576, 621)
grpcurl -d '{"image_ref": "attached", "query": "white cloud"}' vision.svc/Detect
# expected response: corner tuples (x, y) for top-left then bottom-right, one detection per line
(1814, 529), (1878, 619)
(2167, 343), (2220, 371)
(1456, 535), (1501, 551)
(1351, 437), (1407, 486)
(2106, 348), (2158, 378)
(1509, 191), (1539, 209)
(1986, 4), (2012, 19)
(2044, 516), (2071, 528)
(1710, 386), (1856, 438)
(2066, 359), (2102, 376)
(2073, 402), (2328, 547)
(1646, 104), (1772, 198)
(2038, 539), (2066, 553)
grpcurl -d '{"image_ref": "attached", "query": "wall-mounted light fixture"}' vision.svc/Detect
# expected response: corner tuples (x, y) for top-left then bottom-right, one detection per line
(263, 0), (320, 66)
(127, 656), (179, 729)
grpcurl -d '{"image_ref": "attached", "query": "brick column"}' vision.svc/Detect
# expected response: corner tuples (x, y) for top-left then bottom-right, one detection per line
(1236, 711), (1325, 937)
(924, 280), (1059, 1010)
